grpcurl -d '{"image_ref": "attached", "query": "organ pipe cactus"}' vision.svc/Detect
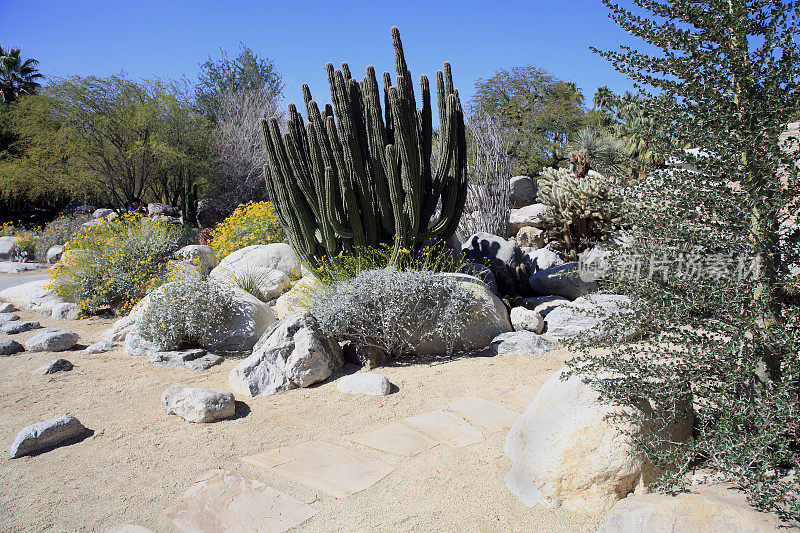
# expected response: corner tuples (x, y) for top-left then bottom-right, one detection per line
(261, 27), (467, 273)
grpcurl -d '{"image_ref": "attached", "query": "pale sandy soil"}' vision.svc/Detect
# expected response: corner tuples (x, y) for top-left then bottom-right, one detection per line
(0, 307), (603, 533)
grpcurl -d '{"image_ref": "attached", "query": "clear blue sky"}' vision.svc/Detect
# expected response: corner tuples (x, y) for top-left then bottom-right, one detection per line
(0, 0), (640, 110)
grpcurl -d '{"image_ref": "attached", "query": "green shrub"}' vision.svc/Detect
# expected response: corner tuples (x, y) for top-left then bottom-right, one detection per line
(50, 213), (192, 314)
(208, 201), (285, 259)
(137, 277), (236, 350)
(32, 213), (92, 260)
(312, 268), (475, 357)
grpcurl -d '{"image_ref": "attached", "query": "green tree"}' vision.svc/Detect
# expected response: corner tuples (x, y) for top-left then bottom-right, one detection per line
(471, 66), (586, 175)
(195, 43), (283, 124)
(569, 0), (800, 517)
(592, 85), (614, 111)
(0, 45), (42, 104)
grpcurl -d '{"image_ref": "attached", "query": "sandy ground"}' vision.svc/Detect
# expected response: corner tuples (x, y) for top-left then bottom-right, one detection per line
(0, 307), (603, 533)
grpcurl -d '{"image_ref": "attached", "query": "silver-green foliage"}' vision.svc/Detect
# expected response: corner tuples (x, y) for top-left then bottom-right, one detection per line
(538, 165), (617, 261)
(312, 268), (475, 357)
(138, 278), (236, 350)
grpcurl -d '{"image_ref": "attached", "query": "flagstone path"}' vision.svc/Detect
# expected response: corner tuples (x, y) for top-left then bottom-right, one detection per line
(163, 384), (541, 532)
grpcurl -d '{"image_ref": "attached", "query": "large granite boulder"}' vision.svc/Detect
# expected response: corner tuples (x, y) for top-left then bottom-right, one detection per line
(9, 415), (88, 458)
(147, 203), (180, 217)
(0, 278), (66, 314)
(462, 232), (531, 296)
(174, 245), (218, 271)
(0, 235), (21, 261)
(504, 367), (692, 514)
(598, 484), (796, 533)
(25, 328), (80, 352)
(209, 243), (301, 301)
(46, 245), (64, 264)
(229, 312), (344, 397)
(544, 293), (632, 340)
(162, 386), (235, 423)
(509, 175), (538, 208)
(528, 262), (597, 299)
(508, 203), (548, 235)
(274, 275), (324, 319)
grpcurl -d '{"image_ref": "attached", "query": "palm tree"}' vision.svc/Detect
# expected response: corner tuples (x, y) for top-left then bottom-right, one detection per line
(593, 85), (614, 112)
(0, 46), (43, 103)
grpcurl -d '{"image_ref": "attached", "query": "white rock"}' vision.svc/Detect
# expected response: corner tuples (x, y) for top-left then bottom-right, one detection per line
(544, 294), (631, 340)
(210, 243), (302, 302)
(490, 331), (556, 356)
(84, 340), (116, 354)
(9, 415), (88, 459)
(0, 236), (21, 261)
(509, 175), (538, 208)
(46, 245), (64, 264)
(274, 274), (324, 319)
(598, 484), (793, 533)
(522, 295), (570, 318)
(0, 278), (65, 314)
(147, 203), (179, 217)
(161, 386), (235, 423)
(523, 247), (564, 272)
(337, 373), (392, 396)
(229, 312), (343, 397)
(508, 203), (548, 234)
(410, 274), (512, 355)
(102, 315), (136, 342)
(124, 331), (158, 357)
(51, 302), (80, 320)
(25, 327), (80, 352)
(510, 307), (544, 334)
(174, 245), (218, 270)
(504, 367), (692, 514)
(92, 208), (113, 219)
(0, 312), (20, 322)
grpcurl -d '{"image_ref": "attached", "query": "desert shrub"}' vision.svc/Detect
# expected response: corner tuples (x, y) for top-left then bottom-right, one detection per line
(312, 268), (475, 356)
(315, 241), (468, 285)
(0, 221), (18, 236)
(50, 213), (192, 314)
(208, 201), (285, 259)
(32, 213), (92, 260)
(538, 158), (618, 261)
(137, 277), (236, 350)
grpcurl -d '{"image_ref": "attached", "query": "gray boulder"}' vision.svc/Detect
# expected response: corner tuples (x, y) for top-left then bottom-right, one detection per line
(147, 203), (180, 217)
(522, 295), (570, 318)
(149, 349), (223, 371)
(50, 302), (80, 320)
(490, 331), (557, 356)
(509, 175), (538, 208)
(0, 338), (24, 356)
(92, 208), (113, 219)
(545, 294), (632, 341)
(461, 263), (498, 294)
(337, 373), (392, 396)
(102, 315), (136, 342)
(1, 320), (41, 334)
(229, 312), (344, 397)
(9, 415), (88, 459)
(598, 484), (794, 533)
(209, 243), (301, 301)
(46, 245), (64, 264)
(462, 232), (531, 296)
(528, 262), (597, 299)
(523, 247), (564, 272)
(0, 235), (20, 261)
(84, 340), (116, 354)
(161, 386), (235, 423)
(174, 245), (218, 271)
(37, 358), (74, 374)
(0, 278), (66, 314)
(124, 331), (158, 357)
(0, 302), (15, 313)
(510, 307), (544, 334)
(0, 312), (20, 323)
(508, 203), (548, 234)
(24, 328), (80, 352)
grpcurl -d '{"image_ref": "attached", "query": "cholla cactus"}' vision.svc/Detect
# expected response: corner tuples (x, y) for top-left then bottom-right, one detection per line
(538, 161), (617, 261)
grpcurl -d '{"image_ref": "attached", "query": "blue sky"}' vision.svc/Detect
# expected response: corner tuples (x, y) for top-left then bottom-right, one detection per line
(0, 0), (641, 110)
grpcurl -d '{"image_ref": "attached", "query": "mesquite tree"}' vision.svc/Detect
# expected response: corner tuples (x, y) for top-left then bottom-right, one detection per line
(568, 0), (800, 517)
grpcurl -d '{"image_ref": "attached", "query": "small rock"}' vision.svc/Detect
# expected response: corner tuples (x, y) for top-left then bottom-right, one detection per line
(0, 338), (24, 356)
(50, 302), (80, 320)
(508, 203), (548, 234)
(37, 358), (74, 374)
(516, 226), (544, 249)
(8, 415), (88, 459)
(24, 328), (80, 352)
(92, 208), (113, 219)
(523, 247), (564, 272)
(510, 307), (544, 334)
(337, 373), (392, 396)
(46, 245), (64, 264)
(509, 175), (538, 208)
(124, 331), (158, 356)
(528, 262), (597, 299)
(149, 349), (223, 371)
(522, 295), (570, 317)
(0, 302), (16, 313)
(0, 312), (20, 323)
(490, 331), (557, 356)
(84, 340), (116, 354)
(0, 320), (41, 334)
(161, 385), (235, 423)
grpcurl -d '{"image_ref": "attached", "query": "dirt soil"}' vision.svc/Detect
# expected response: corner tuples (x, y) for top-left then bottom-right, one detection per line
(0, 307), (603, 532)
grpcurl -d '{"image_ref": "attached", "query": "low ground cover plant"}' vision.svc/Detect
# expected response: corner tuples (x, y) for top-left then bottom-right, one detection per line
(50, 213), (192, 314)
(312, 267), (476, 357)
(137, 277), (237, 350)
(208, 201), (285, 259)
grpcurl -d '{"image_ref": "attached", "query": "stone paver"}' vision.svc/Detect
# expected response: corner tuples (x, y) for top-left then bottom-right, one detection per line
(165, 470), (317, 533)
(242, 441), (395, 498)
(348, 423), (438, 457)
(405, 410), (483, 447)
(448, 397), (520, 432)
(483, 384), (542, 407)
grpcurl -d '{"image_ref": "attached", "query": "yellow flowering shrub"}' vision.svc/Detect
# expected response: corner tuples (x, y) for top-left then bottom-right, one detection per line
(209, 201), (285, 259)
(50, 213), (192, 315)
